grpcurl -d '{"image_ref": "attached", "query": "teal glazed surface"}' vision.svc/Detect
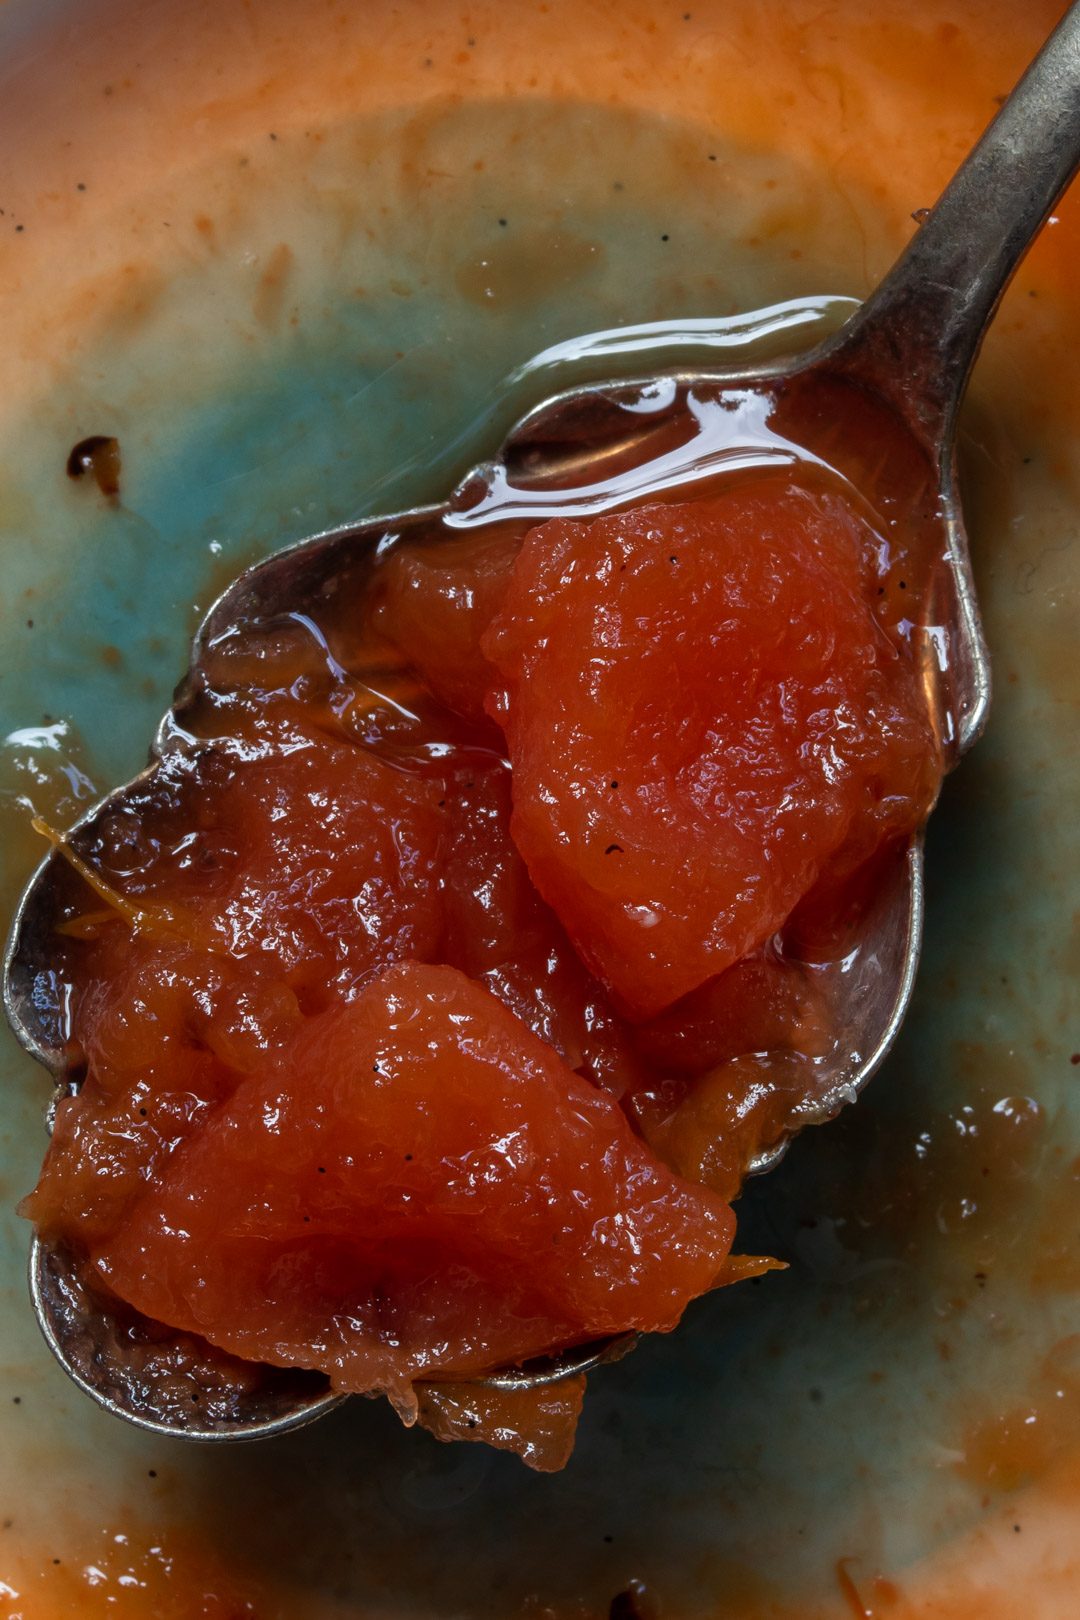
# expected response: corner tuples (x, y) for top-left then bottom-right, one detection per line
(1, 1), (1078, 1614)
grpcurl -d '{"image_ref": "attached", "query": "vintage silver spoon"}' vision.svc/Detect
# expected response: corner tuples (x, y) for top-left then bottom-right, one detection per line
(5, 4), (1080, 1441)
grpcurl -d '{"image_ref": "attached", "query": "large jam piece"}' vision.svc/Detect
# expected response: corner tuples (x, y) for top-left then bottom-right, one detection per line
(485, 486), (941, 1018)
(65, 963), (735, 1415)
(20, 386), (945, 1468)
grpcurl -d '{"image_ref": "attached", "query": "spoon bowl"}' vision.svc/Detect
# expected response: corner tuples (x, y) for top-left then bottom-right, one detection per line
(5, 2), (1080, 1440)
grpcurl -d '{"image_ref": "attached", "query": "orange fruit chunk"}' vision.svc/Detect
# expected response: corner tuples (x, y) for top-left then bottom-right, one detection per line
(485, 486), (940, 1018)
(70, 964), (735, 1438)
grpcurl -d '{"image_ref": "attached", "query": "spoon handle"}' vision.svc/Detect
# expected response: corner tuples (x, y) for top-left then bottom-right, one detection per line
(830, 2), (1080, 441)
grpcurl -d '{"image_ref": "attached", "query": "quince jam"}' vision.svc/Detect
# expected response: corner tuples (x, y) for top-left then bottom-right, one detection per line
(20, 378), (943, 1470)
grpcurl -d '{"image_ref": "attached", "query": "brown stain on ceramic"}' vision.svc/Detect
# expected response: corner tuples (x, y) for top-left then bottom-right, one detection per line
(251, 240), (294, 327)
(455, 227), (605, 309)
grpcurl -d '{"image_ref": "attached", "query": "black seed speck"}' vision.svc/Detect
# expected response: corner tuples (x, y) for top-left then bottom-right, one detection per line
(609, 780), (619, 790)
(604, 843), (623, 855)
(660, 233), (669, 241)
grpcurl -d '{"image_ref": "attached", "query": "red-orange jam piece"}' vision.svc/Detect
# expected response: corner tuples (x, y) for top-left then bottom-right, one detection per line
(625, 950), (833, 1198)
(28, 964), (736, 1417)
(439, 763), (648, 1098)
(485, 486), (941, 1018)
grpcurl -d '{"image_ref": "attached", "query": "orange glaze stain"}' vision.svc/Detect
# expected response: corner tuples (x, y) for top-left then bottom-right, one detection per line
(3, 0), (1078, 427)
(0, 1523), (266, 1619)
(834, 1564), (904, 1617)
(836, 1559), (883, 1618)
(251, 240), (294, 327)
(955, 1336), (1080, 1494)
(1026, 1152), (1080, 1293)
(99, 264), (169, 340)
(870, 1579), (901, 1610)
